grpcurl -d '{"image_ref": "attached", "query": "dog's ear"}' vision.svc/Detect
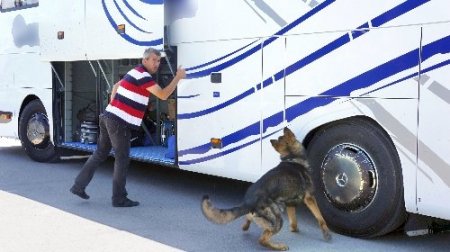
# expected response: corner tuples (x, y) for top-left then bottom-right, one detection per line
(284, 127), (295, 138)
(270, 139), (278, 149)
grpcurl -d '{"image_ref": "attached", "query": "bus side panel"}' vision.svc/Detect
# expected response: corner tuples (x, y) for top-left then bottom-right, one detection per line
(40, 0), (164, 61)
(417, 22), (450, 219)
(0, 8), (17, 136)
(0, 53), (22, 137)
(177, 39), (263, 182)
(0, 4), (53, 138)
(39, 1), (86, 61)
(85, 0), (164, 60)
(0, 53), (53, 138)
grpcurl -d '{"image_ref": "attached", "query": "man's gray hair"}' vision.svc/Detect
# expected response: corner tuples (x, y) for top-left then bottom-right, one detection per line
(143, 47), (161, 59)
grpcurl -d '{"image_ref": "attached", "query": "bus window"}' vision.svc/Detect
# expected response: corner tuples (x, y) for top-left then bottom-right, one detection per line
(1, 0), (38, 12)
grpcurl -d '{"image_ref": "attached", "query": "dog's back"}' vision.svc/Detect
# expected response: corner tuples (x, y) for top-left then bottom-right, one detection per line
(243, 161), (313, 208)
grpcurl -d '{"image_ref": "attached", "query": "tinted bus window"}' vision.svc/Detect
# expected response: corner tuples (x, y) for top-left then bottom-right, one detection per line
(1, 0), (38, 12)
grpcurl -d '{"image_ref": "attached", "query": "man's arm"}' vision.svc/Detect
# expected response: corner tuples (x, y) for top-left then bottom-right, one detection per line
(110, 81), (121, 102)
(147, 67), (186, 100)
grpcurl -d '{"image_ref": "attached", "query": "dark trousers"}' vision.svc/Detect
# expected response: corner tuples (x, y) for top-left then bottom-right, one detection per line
(73, 114), (131, 203)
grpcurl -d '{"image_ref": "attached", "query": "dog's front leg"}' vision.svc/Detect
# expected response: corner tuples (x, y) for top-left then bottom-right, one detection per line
(242, 213), (253, 231)
(304, 192), (331, 241)
(286, 206), (299, 232)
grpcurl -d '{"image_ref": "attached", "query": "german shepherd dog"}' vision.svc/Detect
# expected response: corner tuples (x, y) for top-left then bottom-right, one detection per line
(201, 127), (331, 250)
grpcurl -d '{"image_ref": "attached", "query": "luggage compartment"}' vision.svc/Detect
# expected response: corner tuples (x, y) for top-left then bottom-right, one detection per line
(52, 50), (178, 166)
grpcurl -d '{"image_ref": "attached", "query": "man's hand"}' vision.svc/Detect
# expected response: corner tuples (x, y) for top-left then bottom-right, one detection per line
(175, 67), (186, 80)
(147, 66), (186, 100)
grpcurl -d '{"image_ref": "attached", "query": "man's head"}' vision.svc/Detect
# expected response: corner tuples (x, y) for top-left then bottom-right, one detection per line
(142, 48), (161, 74)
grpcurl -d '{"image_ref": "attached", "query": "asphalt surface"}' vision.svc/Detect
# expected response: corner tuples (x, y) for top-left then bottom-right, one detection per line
(1, 137), (450, 252)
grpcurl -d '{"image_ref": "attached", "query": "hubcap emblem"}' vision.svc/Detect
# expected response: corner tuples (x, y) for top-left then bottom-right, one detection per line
(336, 173), (348, 187)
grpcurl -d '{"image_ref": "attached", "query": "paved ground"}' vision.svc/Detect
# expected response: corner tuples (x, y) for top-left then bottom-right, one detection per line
(0, 138), (182, 252)
(1, 137), (450, 252)
(0, 190), (183, 252)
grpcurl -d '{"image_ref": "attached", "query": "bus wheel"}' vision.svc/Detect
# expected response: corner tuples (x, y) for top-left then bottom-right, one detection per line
(306, 117), (406, 237)
(19, 100), (59, 162)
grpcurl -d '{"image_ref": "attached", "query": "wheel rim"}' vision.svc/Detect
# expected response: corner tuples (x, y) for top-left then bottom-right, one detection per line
(321, 144), (378, 212)
(26, 112), (50, 146)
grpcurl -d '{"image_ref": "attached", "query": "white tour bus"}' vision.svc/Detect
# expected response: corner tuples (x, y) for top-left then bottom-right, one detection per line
(1, 0), (449, 237)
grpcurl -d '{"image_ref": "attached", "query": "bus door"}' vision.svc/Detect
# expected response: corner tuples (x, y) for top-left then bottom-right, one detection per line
(417, 22), (450, 219)
(260, 36), (287, 174)
(177, 38), (263, 182)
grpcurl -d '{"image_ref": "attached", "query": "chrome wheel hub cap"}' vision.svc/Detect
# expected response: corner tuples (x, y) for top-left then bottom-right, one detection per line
(26, 113), (49, 145)
(321, 144), (378, 212)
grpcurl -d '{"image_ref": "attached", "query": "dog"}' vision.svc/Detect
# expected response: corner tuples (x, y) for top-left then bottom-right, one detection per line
(201, 127), (331, 250)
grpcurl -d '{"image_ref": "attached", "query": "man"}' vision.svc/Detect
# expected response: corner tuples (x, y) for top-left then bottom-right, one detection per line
(70, 48), (186, 207)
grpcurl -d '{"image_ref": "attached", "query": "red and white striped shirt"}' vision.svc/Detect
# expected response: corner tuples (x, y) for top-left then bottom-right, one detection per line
(104, 65), (155, 129)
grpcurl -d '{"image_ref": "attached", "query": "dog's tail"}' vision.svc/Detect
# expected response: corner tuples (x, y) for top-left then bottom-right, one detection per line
(201, 195), (250, 224)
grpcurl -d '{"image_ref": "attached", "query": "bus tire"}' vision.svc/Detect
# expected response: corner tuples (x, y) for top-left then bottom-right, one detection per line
(19, 99), (59, 162)
(306, 117), (406, 237)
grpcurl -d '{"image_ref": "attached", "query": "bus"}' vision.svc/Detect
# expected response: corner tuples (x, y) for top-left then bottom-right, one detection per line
(1, 0), (449, 238)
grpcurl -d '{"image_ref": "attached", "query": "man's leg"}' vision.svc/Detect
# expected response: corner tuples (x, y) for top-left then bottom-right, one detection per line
(106, 119), (138, 207)
(71, 116), (111, 199)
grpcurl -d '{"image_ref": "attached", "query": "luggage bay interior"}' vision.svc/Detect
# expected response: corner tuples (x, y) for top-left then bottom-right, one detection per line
(52, 58), (176, 166)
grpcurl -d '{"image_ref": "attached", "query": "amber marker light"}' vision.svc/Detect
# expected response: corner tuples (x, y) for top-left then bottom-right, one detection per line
(0, 111), (12, 123)
(117, 24), (125, 34)
(210, 138), (222, 149)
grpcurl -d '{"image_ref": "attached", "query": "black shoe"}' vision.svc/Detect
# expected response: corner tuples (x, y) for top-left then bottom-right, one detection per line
(70, 186), (90, 200)
(112, 198), (140, 207)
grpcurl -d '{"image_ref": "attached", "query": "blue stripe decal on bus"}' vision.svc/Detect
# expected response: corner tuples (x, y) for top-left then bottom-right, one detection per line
(263, 77), (274, 88)
(178, 129), (281, 166)
(351, 23), (369, 39)
(113, 0), (151, 33)
(371, 0), (428, 27)
(179, 0), (428, 120)
(177, 94), (201, 99)
(122, 0), (146, 20)
(185, 41), (258, 72)
(285, 34), (350, 77)
(287, 35), (448, 121)
(179, 139), (259, 166)
(179, 36), (450, 164)
(102, 0), (163, 46)
(178, 121), (260, 156)
(186, 45), (262, 79)
(178, 88), (255, 119)
(363, 59), (450, 97)
(185, 0), (336, 78)
(139, 0), (163, 4)
(263, 111), (284, 133)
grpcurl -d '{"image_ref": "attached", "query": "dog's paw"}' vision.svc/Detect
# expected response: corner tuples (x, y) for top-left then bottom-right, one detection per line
(290, 226), (299, 233)
(242, 220), (251, 231)
(262, 243), (289, 251)
(323, 231), (332, 242)
(277, 244), (289, 251)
